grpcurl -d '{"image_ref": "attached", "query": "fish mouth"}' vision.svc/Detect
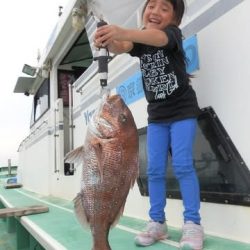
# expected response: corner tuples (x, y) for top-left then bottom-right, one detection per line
(89, 115), (113, 138)
(88, 94), (123, 138)
(97, 117), (113, 134)
(89, 115), (102, 137)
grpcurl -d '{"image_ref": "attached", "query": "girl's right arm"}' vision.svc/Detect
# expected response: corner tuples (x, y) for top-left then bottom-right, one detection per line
(106, 40), (133, 54)
(94, 24), (168, 54)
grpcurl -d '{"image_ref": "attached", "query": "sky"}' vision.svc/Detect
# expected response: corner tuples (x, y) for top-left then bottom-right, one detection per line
(0, 0), (69, 166)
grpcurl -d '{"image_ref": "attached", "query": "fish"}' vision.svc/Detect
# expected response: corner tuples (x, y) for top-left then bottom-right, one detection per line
(65, 94), (139, 250)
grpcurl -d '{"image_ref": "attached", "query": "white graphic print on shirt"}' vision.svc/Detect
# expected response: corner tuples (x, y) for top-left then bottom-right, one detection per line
(141, 49), (179, 100)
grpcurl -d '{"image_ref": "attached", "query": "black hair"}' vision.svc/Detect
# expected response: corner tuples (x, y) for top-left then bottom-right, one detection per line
(142, 0), (185, 26)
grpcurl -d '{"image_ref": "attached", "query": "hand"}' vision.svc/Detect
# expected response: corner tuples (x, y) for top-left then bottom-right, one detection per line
(93, 38), (104, 48)
(94, 25), (125, 48)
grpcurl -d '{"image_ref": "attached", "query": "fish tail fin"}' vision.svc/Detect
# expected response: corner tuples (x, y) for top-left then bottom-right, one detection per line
(64, 146), (84, 165)
(74, 193), (89, 228)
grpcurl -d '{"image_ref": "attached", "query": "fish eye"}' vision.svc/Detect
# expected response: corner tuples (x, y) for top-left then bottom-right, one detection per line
(119, 114), (127, 123)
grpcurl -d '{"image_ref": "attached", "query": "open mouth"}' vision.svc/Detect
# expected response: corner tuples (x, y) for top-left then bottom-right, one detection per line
(98, 117), (113, 131)
(89, 116), (102, 137)
(149, 18), (161, 25)
(89, 115), (114, 138)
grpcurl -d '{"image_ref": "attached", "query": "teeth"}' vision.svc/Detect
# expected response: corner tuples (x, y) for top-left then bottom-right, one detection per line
(98, 118), (112, 130)
(89, 116), (113, 138)
(150, 19), (160, 24)
(89, 117), (102, 137)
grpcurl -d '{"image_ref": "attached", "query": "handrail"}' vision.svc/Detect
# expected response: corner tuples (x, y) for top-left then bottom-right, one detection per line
(18, 120), (48, 152)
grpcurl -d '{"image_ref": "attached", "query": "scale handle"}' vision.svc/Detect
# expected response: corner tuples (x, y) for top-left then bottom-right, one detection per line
(96, 20), (109, 87)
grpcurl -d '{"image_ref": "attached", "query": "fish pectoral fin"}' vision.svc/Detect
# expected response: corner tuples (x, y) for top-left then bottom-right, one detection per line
(74, 193), (90, 228)
(92, 141), (103, 162)
(92, 141), (104, 181)
(92, 138), (120, 182)
(64, 146), (85, 165)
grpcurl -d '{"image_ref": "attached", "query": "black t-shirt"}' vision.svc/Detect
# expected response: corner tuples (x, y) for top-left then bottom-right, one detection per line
(129, 25), (200, 123)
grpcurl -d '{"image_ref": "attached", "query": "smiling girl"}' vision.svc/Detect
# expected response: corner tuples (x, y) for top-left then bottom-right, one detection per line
(94, 1), (204, 249)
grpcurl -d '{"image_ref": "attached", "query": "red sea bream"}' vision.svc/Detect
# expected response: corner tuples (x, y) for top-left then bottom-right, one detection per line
(65, 94), (139, 250)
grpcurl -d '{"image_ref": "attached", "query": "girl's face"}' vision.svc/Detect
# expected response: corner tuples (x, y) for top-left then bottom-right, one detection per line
(143, 0), (175, 30)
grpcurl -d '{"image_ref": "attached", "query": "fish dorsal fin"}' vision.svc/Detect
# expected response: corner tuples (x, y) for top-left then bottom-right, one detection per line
(64, 146), (85, 165)
(74, 193), (90, 228)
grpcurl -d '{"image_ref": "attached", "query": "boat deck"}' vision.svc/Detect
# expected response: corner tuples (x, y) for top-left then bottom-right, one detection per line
(0, 179), (250, 250)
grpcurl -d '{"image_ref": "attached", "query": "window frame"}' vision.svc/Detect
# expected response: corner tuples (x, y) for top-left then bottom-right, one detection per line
(30, 78), (50, 127)
(137, 106), (250, 206)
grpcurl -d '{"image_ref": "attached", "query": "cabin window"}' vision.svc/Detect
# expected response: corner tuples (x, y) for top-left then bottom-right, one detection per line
(59, 30), (92, 81)
(57, 29), (93, 176)
(30, 78), (50, 125)
(137, 107), (250, 206)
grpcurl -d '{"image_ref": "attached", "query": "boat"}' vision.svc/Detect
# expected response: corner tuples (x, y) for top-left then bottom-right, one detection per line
(1, 0), (250, 249)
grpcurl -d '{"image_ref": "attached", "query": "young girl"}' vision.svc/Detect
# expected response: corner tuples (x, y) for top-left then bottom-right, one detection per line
(94, 0), (204, 249)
